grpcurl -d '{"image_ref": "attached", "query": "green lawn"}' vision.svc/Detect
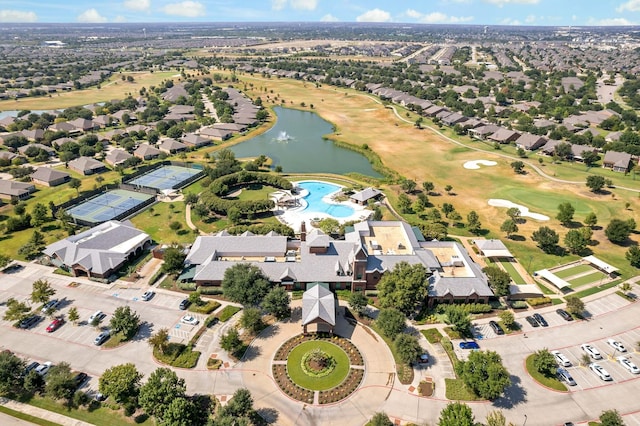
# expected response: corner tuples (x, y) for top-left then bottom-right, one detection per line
(130, 201), (196, 244)
(568, 271), (607, 288)
(286, 341), (350, 391)
(498, 259), (527, 284)
(0, 405), (61, 426)
(216, 305), (241, 322)
(230, 184), (278, 201)
(444, 378), (482, 401)
(554, 264), (595, 279)
(524, 354), (567, 392)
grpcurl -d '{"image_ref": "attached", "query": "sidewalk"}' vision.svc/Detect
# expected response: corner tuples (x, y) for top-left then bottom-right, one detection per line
(0, 398), (93, 426)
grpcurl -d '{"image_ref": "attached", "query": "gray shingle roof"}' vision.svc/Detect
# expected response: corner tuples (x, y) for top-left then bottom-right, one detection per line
(302, 283), (336, 326)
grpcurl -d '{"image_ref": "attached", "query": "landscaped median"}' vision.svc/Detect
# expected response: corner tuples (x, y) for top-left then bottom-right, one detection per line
(525, 353), (567, 392)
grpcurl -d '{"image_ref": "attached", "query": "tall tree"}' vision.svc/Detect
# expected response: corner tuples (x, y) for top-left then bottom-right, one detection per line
(556, 202), (575, 226)
(3, 298), (31, 323)
(444, 305), (471, 335)
(584, 212), (598, 228)
(565, 296), (584, 315)
(161, 397), (205, 426)
(149, 328), (170, 354)
(0, 351), (25, 397)
(109, 306), (140, 339)
(533, 349), (556, 377)
(605, 219), (632, 244)
(68, 307), (79, 325)
(376, 262), (428, 316)
(31, 279), (56, 305)
(218, 388), (255, 419)
(394, 333), (422, 364)
(500, 219), (518, 238)
(586, 175), (606, 192)
(348, 291), (369, 317)
(45, 362), (76, 403)
(261, 286), (291, 319)
(139, 368), (186, 421)
(99, 363), (143, 404)
(240, 307), (264, 335)
(161, 244), (186, 274)
(564, 229), (588, 254)
(506, 207), (521, 222)
(222, 263), (273, 306)
(369, 412), (393, 426)
(485, 410), (508, 426)
(455, 350), (511, 400)
(375, 308), (406, 340)
(626, 245), (640, 268)
(467, 210), (482, 235)
(438, 402), (475, 426)
(532, 226), (559, 253)
(599, 409), (624, 426)
(482, 266), (511, 296)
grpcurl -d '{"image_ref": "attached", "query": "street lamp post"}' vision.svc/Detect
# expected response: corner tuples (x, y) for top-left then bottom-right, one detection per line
(523, 414), (528, 426)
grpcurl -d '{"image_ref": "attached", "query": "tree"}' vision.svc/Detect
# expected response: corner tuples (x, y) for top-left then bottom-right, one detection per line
(485, 410), (508, 426)
(565, 295), (584, 315)
(161, 397), (204, 426)
(348, 291), (368, 317)
(605, 219), (632, 244)
(149, 328), (169, 354)
(317, 218), (340, 235)
(564, 229), (588, 254)
(218, 388), (254, 419)
(397, 193), (412, 214)
(498, 310), (515, 331)
(23, 370), (45, 395)
(438, 402), (475, 426)
(0, 254), (11, 269)
(138, 368), (186, 421)
(227, 206), (242, 225)
(188, 292), (203, 307)
(19, 230), (46, 259)
(483, 266), (511, 297)
(626, 246), (640, 268)
(222, 263), (273, 306)
(376, 262), (428, 316)
(161, 244), (186, 274)
(99, 363), (142, 404)
(599, 409), (624, 426)
(584, 212), (598, 228)
(240, 307), (264, 335)
(220, 328), (243, 354)
(467, 210), (482, 235)
(31, 279), (56, 305)
(68, 307), (79, 325)
(0, 351), (25, 397)
(556, 202), (575, 226)
(532, 226), (559, 254)
(401, 179), (416, 193)
(455, 350), (510, 400)
(69, 178), (81, 195)
(45, 362), (76, 403)
(375, 308), (406, 340)
(422, 181), (435, 194)
(586, 175), (606, 192)
(506, 207), (521, 222)
(444, 305), (471, 335)
(510, 161), (524, 173)
(369, 412), (393, 426)
(31, 203), (48, 228)
(444, 184), (453, 194)
(109, 306), (140, 339)
(394, 333), (422, 364)
(3, 298), (31, 323)
(500, 219), (518, 238)
(184, 193), (198, 205)
(533, 349), (557, 377)
(261, 286), (291, 319)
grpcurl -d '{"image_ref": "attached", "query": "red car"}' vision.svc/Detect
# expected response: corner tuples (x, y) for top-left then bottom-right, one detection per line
(46, 318), (64, 333)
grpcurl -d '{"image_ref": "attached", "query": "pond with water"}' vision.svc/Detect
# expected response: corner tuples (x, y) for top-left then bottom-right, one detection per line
(230, 106), (381, 178)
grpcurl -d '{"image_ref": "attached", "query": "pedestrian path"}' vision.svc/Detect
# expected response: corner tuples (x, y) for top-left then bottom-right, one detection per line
(0, 398), (93, 426)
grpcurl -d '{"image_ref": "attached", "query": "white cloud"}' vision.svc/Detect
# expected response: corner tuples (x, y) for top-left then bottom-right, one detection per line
(320, 14), (339, 22)
(617, 0), (640, 12)
(525, 14), (536, 23)
(589, 17), (635, 25)
(162, 1), (205, 17)
(484, 0), (539, 6)
(124, 0), (150, 12)
(271, 0), (287, 10)
(291, 0), (318, 10)
(356, 8), (391, 22)
(77, 8), (108, 23)
(114, 15), (127, 22)
(404, 9), (473, 24)
(500, 17), (522, 25)
(0, 9), (37, 22)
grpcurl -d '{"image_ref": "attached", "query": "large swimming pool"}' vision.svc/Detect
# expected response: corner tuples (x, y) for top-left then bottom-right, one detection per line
(298, 181), (355, 218)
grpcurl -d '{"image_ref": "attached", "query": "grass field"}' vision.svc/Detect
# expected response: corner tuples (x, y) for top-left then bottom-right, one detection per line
(0, 405), (61, 426)
(525, 354), (567, 392)
(554, 264), (595, 279)
(568, 271), (607, 288)
(497, 259), (527, 284)
(130, 201), (195, 244)
(286, 341), (350, 391)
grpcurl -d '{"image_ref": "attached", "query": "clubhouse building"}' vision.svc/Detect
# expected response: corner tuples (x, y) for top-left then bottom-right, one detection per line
(182, 220), (493, 307)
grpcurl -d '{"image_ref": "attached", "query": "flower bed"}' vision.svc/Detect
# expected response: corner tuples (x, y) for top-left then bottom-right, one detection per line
(272, 364), (315, 404)
(318, 368), (364, 404)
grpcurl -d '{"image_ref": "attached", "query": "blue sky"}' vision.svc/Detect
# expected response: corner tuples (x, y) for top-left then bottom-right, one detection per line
(0, 0), (637, 26)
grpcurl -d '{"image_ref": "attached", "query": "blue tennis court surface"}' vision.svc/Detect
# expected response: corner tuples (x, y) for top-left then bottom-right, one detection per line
(67, 189), (154, 224)
(128, 165), (200, 190)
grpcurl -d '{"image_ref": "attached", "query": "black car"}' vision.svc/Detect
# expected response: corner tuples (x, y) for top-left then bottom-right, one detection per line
(525, 316), (539, 327)
(73, 372), (88, 388)
(19, 315), (42, 329)
(489, 320), (504, 335)
(533, 313), (548, 327)
(556, 309), (573, 321)
(25, 361), (40, 375)
(178, 299), (191, 310)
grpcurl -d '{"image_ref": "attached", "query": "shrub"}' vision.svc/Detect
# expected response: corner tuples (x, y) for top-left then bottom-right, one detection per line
(149, 270), (164, 285)
(510, 300), (528, 309)
(436, 303), (492, 315)
(190, 300), (221, 314)
(197, 286), (224, 295)
(217, 305), (242, 322)
(178, 282), (197, 291)
(527, 297), (552, 307)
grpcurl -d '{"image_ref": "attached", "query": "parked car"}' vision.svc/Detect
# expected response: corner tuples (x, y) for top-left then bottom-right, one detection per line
(35, 361), (52, 376)
(489, 320), (504, 335)
(459, 341), (480, 350)
(581, 344), (603, 360)
(557, 368), (576, 386)
(418, 354), (429, 364)
(181, 315), (199, 326)
(46, 317), (65, 333)
(41, 299), (60, 313)
(94, 330), (110, 346)
(606, 339), (627, 353)
(525, 316), (539, 327)
(589, 363), (612, 381)
(89, 311), (106, 323)
(178, 299), (191, 310)
(19, 315), (42, 329)
(25, 361), (40, 374)
(551, 350), (572, 367)
(617, 356), (640, 374)
(94, 393), (107, 402)
(73, 372), (88, 388)
(2, 263), (23, 273)
(141, 291), (155, 301)
(556, 309), (573, 321)
(533, 313), (548, 327)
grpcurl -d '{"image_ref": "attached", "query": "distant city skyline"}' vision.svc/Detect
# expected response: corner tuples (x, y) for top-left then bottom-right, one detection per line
(0, 0), (636, 27)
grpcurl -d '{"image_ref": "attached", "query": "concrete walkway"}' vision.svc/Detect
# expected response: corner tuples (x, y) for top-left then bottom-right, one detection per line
(0, 398), (92, 426)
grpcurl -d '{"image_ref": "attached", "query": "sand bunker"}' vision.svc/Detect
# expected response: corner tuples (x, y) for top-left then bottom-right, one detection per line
(464, 160), (497, 170)
(488, 199), (550, 221)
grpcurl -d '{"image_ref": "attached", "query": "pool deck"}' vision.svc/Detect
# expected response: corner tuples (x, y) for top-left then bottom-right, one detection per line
(272, 180), (371, 233)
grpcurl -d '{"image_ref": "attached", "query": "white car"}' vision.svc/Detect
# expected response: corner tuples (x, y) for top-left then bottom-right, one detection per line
(589, 363), (612, 381)
(89, 310), (106, 323)
(181, 315), (199, 326)
(617, 356), (640, 374)
(35, 361), (52, 376)
(607, 339), (627, 353)
(551, 350), (572, 367)
(41, 299), (60, 313)
(581, 344), (602, 360)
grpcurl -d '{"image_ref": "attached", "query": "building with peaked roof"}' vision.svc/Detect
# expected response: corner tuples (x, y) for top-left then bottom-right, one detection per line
(42, 220), (151, 279)
(105, 149), (133, 167)
(159, 138), (188, 154)
(302, 283), (336, 334)
(133, 144), (162, 160)
(515, 134), (547, 151)
(68, 157), (107, 175)
(349, 187), (384, 205)
(30, 167), (70, 187)
(474, 239), (513, 258)
(0, 179), (34, 201)
(181, 133), (211, 148)
(488, 128), (521, 144)
(183, 221), (492, 307)
(602, 151), (632, 172)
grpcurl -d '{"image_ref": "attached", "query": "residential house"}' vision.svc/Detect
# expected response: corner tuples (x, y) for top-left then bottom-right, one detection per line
(92, 115), (112, 128)
(605, 131), (623, 143)
(515, 134), (547, 151)
(17, 143), (55, 157)
(133, 144), (162, 160)
(488, 128), (521, 144)
(68, 118), (98, 133)
(48, 122), (78, 134)
(571, 145), (598, 162)
(21, 129), (45, 141)
(181, 133), (211, 148)
(0, 180), (34, 201)
(349, 187), (384, 205)
(68, 156), (107, 175)
(42, 220), (151, 279)
(469, 124), (499, 140)
(105, 149), (133, 167)
(159, 138), (188, 154)
(213, 123), (246, 132)
(199, 127), (233, 141)
(30, 167), (70, 187)
(602, 151), (632, 172)
(441, 112), (468, 127)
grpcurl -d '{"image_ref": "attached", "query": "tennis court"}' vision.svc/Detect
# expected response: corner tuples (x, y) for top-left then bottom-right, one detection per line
(128, 165), (201, 191)
(67, 189), (154, 224)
